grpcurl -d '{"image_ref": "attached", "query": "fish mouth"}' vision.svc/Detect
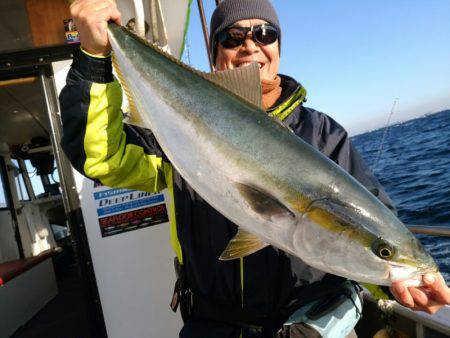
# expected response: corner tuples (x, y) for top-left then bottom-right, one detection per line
(388, 262), (438, 283)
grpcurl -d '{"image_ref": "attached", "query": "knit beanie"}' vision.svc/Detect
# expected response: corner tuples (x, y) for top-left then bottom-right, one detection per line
(209, 0), (281, 64)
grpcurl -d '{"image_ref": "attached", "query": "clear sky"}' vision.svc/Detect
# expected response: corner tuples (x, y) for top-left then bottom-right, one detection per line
(183, 0), (450, 135)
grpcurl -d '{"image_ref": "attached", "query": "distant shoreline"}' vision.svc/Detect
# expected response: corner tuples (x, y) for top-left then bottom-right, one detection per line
(350, 109), (450, 137)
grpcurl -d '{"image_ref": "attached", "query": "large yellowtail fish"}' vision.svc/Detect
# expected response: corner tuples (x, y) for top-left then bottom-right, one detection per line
(108, 23), (437, 286)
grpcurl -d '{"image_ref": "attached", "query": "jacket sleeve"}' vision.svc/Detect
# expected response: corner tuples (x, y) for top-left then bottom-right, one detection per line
(298, 107), (396, 212)
(59, 49), (167, 193)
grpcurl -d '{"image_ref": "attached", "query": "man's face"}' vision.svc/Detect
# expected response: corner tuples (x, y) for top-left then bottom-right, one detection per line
(215, 19), (280, 82)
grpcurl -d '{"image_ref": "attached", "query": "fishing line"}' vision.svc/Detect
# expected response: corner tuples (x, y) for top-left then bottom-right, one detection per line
(185, 36), (192, 65)
(374, 98), (398, 167)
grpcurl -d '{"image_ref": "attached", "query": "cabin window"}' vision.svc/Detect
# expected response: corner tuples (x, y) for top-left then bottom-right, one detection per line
(0, 157), (9, 209)
(23, 159), (60, 198)
(11, 159), (30, 201)
(51, 163), (60, 184)
(24, 159), (45, 197)
(0, 170), (7, 209)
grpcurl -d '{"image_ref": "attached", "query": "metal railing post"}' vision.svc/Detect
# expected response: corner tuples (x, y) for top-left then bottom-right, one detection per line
(408, 225), (450, 237)
(197, 0), (215, 72)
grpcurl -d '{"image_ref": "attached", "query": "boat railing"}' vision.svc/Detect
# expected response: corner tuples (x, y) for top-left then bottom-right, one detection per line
(364, 292), (450, 337)
(408, 225), (450, 237)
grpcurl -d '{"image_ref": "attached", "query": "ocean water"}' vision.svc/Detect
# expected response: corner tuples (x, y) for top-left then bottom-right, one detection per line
(351, 110), (450, 283)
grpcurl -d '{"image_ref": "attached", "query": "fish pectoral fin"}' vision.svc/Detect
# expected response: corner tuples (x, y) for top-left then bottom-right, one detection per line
(204, 63), (263, 109)
(235, 183), (296, 224)
(219, 229), (269, 260)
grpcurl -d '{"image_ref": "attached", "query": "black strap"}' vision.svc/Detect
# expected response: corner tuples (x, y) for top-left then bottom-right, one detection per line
(170, 258), (192, 322)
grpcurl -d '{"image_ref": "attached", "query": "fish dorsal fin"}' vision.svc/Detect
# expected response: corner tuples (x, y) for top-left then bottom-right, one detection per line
(219, 228), (269, 260)
(112, 54), (145, 127)
(108, 23), (263, 113)
(235, 183), (296, 224)
(204, 64), (263, 109)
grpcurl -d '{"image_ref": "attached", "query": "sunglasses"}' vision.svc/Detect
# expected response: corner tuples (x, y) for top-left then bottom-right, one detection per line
(217, 23), (279, 49)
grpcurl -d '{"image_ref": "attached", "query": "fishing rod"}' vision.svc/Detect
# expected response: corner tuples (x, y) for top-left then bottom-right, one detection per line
(374, 98), (398, 167)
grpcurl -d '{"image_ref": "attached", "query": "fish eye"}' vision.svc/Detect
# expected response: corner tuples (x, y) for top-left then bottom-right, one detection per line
(371, 238), (395, 260)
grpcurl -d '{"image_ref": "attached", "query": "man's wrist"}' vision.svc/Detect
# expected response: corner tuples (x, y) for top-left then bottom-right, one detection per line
(72, 47), (114, 83)
(80, 46), (112, 59)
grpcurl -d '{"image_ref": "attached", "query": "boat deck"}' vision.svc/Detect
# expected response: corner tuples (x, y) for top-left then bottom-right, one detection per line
(11, 262), (90, 338)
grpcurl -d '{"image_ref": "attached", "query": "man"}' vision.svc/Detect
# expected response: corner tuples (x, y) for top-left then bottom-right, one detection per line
(62, 0), (450, 336)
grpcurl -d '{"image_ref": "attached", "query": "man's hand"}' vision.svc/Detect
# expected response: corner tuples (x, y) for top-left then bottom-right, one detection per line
(70, 0), (122, 56)
(391, 272), (450, 314)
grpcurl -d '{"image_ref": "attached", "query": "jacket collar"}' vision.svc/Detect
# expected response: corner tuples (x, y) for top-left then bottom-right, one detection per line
(267, 74), (307, 121)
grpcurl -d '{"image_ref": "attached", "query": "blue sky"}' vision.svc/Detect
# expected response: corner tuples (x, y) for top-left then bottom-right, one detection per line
(183, 0), (450, 135)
